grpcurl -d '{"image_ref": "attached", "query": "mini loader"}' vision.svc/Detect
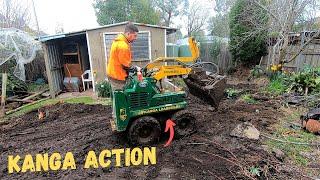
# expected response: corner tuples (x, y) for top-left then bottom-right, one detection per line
(110, 38), (226, 145)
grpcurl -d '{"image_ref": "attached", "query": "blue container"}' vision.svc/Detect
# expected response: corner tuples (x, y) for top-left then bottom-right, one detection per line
(63, 77), (81, 92)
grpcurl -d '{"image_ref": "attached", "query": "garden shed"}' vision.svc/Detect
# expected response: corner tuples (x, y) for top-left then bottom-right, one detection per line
(39, 21), (177, 97)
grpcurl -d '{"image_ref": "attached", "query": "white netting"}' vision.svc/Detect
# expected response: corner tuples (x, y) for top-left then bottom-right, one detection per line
(0, 28), (41, 81)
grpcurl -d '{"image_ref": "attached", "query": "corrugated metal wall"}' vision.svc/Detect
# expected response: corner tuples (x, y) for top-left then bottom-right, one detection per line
(43, 42), (64, 97)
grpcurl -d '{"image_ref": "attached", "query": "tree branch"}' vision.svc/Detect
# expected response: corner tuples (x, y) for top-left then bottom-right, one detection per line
(284, 30), (320, 63)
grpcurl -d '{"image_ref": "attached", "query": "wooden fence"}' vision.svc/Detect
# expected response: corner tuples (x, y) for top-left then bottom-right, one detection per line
(199, 42), (232, 74)
(262, 32), (320, 71)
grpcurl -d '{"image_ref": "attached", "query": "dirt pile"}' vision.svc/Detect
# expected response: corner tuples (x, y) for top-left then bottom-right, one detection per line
(0, 85), (304, 179)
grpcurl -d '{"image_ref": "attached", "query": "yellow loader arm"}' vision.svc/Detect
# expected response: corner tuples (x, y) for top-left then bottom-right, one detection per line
(143, 37), (226, 108)
(144, 37), (200, 81)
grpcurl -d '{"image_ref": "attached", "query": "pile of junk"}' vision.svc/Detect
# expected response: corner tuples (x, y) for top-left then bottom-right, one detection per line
(301, 105), (320, 134)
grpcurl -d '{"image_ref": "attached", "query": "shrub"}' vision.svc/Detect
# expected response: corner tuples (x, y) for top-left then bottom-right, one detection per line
(266, 67), (320, 96)
(287, 67), (320, 95)
(96, 81), (112, 98)
(0, 73), (27, 96)
(250, 65), (264, 78)
(225, 88), (240, 99)
(266, 74), (287, 95)
(229, 0), (268, 64)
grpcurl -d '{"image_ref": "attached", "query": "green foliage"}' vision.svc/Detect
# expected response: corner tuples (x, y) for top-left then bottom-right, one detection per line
(4, 96), (111, 121)
(63, 96), (96, 104)
(225, 88), (240, 99)
(0, 59), (27, 95)
(268, 31), (280, 38)
(152, 0), (188, 26)
(209, 38), (224, 61)
(209, 0), (235, 38)
(229, 0), (268, 64)
(0, 73), (27, 96)
(286, 67), (320, 95)
(96, 81), (112, 98)
(266, 75), (287, 95)
(249, 166), (261, 177)
(240, 94), (257, 104)
(208, 14), (230, 38)
(266, 67), (320, 96)
(250, 65), (264, 78)
(93, 0), (160, 25)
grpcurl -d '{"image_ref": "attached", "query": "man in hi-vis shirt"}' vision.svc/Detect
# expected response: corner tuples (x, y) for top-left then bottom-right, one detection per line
(106, 23), (139, 90)
(106, 23), (139, 120)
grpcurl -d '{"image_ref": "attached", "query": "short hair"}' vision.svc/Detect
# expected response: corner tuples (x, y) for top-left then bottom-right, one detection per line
(124, 23), (139, 33)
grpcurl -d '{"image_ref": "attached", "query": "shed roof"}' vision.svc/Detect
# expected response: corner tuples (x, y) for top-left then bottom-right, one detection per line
(38, 21), (177, 42)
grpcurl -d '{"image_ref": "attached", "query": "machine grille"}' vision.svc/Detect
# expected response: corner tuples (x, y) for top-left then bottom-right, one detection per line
(129, 92), (148, 108)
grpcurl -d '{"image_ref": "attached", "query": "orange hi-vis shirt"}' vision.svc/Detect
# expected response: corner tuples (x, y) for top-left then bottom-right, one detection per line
(106, 34), (132, 81)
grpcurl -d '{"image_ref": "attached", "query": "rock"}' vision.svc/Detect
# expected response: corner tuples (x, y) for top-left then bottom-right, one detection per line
(208, 106), (215, 111)
(260, 118), (270, 127)
(265, 126), (274, 131)
(260, 145), (269, 152)
(286, 95), (304, 105)
(272, 148), (285, 161)
(230, 122), (260, 140)
(299, 151), (320, 161)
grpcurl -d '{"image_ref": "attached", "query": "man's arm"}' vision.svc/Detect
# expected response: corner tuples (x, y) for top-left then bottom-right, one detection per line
(117, 47), (131, 69)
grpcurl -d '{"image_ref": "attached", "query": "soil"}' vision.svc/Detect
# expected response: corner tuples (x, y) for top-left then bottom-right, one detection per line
(0, 79), (307, 179)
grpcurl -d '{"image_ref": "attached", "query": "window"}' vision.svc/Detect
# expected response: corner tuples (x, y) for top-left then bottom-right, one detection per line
(104, 32), (151, 61)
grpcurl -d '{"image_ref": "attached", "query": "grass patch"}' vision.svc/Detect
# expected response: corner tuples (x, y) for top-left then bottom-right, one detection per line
(3, 96), (111, 121)
(240, 94), (257, 104)
(5, 98), (59, 119)
(63, 96), (111, 106)
(266, 78), (286, 95)
(264, 108), (318, 166)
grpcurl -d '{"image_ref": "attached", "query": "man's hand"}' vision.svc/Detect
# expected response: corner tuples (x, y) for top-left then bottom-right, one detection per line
(128, 65), (141, 73)
(128, 66), (137, 73)
(125, 65), (141, 78)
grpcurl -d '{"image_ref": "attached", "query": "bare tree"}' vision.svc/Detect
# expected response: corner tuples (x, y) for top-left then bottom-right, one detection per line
(55, 22), (65, 34)
(186, 1), (208, 36)
(250, 0), (320, 65)
(0, 0), (30, 29)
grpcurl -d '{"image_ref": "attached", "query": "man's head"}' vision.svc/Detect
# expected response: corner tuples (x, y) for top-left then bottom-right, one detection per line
(124, 23), (139, 43)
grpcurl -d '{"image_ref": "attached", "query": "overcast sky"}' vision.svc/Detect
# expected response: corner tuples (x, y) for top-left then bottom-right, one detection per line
(31, 0), (99, 35)
(23, 0), (320, 36)
(28, 0), (214, 35)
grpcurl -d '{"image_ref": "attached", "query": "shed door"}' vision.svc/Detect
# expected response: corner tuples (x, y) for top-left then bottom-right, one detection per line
(44, 43), (64, 97)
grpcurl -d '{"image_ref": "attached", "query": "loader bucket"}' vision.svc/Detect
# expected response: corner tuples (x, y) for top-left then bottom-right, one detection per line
(183, 68), (226, 108)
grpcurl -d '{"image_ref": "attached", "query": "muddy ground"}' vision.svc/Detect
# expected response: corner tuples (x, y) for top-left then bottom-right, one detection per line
(0, 80), (310, 179)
